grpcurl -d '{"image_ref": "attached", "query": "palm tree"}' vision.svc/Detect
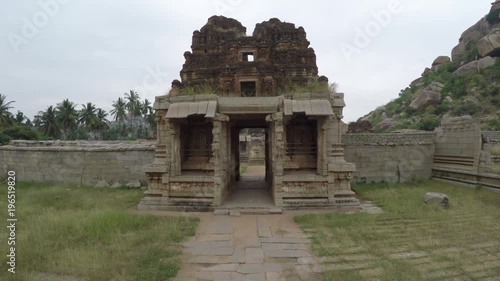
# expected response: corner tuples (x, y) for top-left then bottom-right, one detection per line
(78, 102), (98, 133)
(142, 99), (153, 116)
(95, 108), (109, 140)
(110, 97), (127, 124)
(14, 111), (26, 125)
(125, 90), (142, 120)
(141, 98), (156, 138)
(56, 99), (78, 140)
(39, 106), (60, 139)
(33, 114), (42, 128)
(145, 112), (156, 139)
(0, 94), (14, 127)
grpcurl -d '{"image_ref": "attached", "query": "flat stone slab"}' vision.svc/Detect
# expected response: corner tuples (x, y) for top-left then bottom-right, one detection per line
(184, 240), (233, 248)
(214, 209), (229, 216)
(210, 222), (233, 234)
(213, 271), (231, 280)
(237, 263), (283, 274)
(229, 210), (241, 217)
(246, 273), (266, 281)
(190, 246), (234, 256)
(257, 218), (272, 238)
(269, 208), (283, 214)
(183, 255), (219, 264)
(260, 238), (311, 244)
(197, 234), (232, 242)
(262, 243), (309, 251)
(264, 249), (312, 258)
(265, 272), (283, 281)
(200, 264), (238, 272)
(246, 248), (264, 264)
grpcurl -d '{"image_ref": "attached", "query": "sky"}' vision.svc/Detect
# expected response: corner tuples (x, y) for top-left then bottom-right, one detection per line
(0, 0), (493, 122)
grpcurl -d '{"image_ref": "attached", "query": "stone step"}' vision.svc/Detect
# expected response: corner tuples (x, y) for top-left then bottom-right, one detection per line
(213, 208), (283, 216)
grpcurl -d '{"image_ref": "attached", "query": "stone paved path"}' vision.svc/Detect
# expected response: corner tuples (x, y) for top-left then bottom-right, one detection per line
(173, 213), (323, 281)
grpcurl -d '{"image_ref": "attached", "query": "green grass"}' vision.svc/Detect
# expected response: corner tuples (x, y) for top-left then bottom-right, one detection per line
(492, 163), (500, 174)
(0, 182), (198, 281)
(240, 164), (248, 175)
(295, 181), (500, 281)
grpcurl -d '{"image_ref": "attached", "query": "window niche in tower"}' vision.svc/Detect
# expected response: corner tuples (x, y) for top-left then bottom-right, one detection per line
(242, 52), (255, 62)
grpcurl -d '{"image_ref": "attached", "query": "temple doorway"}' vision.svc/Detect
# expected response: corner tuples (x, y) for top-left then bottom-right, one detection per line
(223, 117), (274, 208)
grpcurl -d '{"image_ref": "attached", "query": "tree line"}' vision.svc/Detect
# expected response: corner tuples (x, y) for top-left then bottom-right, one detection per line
(0, 91), (156, 145)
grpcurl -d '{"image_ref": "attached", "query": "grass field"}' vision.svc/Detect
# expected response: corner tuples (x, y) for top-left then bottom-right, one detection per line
(493, 163), (500, 174)
(296, 181), (500, 281)
(0, 182), (198, 281)
(240, 164), (248, 175)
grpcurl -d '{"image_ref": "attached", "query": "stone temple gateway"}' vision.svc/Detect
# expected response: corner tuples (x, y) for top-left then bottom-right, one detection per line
(138, 16), (359, 211)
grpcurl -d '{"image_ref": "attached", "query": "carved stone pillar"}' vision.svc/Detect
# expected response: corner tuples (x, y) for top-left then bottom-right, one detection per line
(326, 93), (359, 207)
(212, 114), (230, 206)
(267, 112), (285, 206)
(144, 110), (169, 197)
(170, 120), (182, 177)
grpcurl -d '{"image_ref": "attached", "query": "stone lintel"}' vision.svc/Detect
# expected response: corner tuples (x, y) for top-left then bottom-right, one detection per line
(144, 164), (169, 174)
(218, 97), (281, 115)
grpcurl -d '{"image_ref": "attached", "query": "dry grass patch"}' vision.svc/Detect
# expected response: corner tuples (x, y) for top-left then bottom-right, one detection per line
(0, 183), (198, 281)
(295, 181), (500, 281)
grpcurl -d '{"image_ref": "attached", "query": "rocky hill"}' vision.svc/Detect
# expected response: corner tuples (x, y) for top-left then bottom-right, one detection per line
(352, 2), (500, 133)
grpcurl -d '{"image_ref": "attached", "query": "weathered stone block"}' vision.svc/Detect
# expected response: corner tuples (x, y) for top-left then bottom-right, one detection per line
(424, 192), (449, 208)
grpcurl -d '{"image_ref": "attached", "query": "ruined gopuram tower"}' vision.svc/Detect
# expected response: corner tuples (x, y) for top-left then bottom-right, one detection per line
(172, 16), (326, 97)
(139, 16), (359, 211)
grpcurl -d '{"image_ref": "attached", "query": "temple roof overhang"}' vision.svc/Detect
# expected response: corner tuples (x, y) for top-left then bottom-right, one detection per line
(165, 101), (217, 119)
(157, 93), (342, 119)
(283, 99), (334, 116)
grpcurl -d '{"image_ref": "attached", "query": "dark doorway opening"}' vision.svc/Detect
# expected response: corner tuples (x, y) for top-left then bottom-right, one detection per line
(240, 81), (256, 97)
(224, 119), (274, 208)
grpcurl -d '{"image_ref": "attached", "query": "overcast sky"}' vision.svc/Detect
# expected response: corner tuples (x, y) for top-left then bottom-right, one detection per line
(0, 0), (493, 122)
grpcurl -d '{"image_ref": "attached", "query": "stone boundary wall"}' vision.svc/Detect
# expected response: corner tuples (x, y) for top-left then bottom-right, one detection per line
(432, 117), (500, 188)
(1, 128), (496, 188)
(343, 132), (436, 184)
(0, 141), (155, 186)
(483, 131), (500, 144)
(481, 131), (500, 173)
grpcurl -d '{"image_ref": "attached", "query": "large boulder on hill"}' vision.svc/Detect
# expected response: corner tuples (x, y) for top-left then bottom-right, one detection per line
(478, 28), (500, 57)
(452, 17), (492, 62)
(478, 56), (497, 69)
(410, 82), (443, 110)
(492, 0), (500, 11)
(374, 118), (398, 132)
(454, 60), (479, 75)
(347, 120), (373, 133)
(453, 56), (497, 76)
(432, 56), (451, 66)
